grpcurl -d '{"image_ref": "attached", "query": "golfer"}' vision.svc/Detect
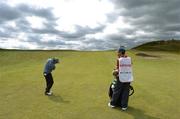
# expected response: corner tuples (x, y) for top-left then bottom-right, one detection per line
(43, 58), (59, 96)
(108, 47), (133, 111)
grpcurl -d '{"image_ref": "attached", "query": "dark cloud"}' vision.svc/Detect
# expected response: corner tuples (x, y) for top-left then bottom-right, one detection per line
(0, 2), (57, 26)
(0, 0), (180, 50)
(0, 30), (10, 38)
(16, 4), (57, 20)
(106, 0), (180, 47)
(28, 25), (105, 41)
(0, 3), (21, 23)
(0, 23), (19, 39)
(25, 34), (81, 49)
(15, 18), (31, 31)
(59, 25), (105, 39)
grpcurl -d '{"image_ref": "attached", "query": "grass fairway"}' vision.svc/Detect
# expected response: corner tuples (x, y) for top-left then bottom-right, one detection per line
(0, 50), (180, 119)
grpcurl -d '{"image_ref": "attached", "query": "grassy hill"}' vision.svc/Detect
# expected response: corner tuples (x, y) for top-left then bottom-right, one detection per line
(133, 40), (180, 52)
(0, 49), (180, 119)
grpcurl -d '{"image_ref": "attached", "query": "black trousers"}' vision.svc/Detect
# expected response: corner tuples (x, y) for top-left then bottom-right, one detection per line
(110, 80), (130, 108)
(43, 73), (54, 93)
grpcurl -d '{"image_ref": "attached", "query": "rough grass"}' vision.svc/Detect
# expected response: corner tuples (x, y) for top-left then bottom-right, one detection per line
(0, 50), (180, 119)
(133, 40), (180, 53)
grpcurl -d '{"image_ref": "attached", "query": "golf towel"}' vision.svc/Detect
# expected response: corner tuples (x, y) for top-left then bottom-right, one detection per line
(118, 57), (133, 82)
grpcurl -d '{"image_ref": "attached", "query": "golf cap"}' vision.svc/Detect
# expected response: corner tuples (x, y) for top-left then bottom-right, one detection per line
(53, 58), (59, 63)
(118, 46), (126, 53)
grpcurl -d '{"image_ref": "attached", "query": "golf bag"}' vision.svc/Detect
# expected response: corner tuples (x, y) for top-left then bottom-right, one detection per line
(108, 82), (134, 99)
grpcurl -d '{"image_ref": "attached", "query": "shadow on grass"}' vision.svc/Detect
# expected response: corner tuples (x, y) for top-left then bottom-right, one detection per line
(48, 95), (70, 104)
(125, 106), (160, 119)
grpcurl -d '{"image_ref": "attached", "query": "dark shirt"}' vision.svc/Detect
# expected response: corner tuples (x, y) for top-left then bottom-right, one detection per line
(43, 58), (56, 74)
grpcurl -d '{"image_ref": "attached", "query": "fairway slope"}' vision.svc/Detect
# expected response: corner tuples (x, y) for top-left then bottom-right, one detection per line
(0, 50), (180, 119)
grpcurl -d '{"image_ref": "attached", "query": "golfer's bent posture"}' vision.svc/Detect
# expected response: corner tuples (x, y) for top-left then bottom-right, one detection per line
(108, 47), (133, 111)
(43, 58), (59, 96)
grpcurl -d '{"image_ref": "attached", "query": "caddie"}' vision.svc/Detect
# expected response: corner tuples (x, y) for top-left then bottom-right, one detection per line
(108, 47), (133, 111)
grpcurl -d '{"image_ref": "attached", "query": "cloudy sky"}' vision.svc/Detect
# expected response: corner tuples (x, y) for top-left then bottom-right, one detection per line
(0, 0), (180, 50)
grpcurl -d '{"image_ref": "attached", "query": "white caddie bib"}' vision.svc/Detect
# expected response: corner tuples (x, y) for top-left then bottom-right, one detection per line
(118, 57), (133, 82)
